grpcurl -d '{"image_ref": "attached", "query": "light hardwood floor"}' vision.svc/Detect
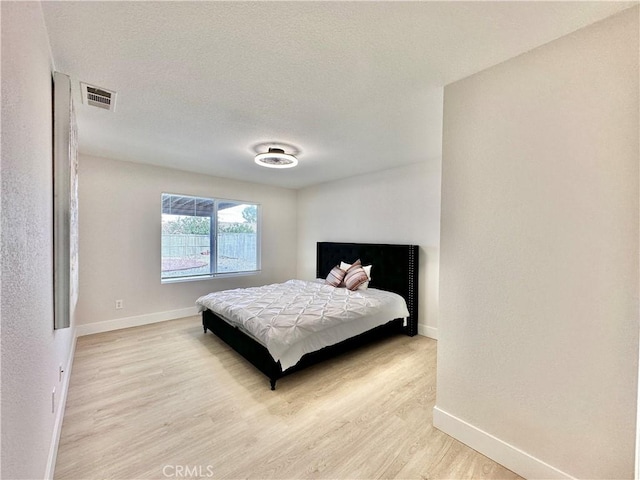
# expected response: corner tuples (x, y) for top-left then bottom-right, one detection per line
(55, 316), (521, 480)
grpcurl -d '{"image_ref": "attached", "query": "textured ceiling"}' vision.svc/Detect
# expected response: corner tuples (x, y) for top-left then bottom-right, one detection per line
(41, 1), (635, 189)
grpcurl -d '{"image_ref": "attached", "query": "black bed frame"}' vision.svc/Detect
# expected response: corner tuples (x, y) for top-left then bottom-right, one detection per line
(202, 242), (419, 389)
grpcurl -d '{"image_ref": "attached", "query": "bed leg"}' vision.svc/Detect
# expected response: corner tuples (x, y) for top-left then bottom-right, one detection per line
(203, 325), (207, 333)
(270, 379), (277, 391)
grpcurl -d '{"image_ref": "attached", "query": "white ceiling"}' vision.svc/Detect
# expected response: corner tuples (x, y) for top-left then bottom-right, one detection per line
(42, 1), (635, 189)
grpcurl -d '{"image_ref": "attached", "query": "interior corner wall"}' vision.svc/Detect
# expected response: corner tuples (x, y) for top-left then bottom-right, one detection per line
(1, 3), (76, 479)
(296, 162), (441, 338)
(76, 154), (297, 329)
(436, 7), (639, 479)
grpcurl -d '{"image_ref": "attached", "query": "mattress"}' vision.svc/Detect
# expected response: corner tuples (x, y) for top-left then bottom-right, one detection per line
(196, 279), (409, 370)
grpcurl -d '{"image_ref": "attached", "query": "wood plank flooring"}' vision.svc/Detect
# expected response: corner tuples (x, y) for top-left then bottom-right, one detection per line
(55, 316), (521, 479)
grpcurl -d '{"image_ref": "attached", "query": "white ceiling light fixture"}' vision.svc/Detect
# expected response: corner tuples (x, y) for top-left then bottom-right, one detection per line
(254, 147), (298, 169)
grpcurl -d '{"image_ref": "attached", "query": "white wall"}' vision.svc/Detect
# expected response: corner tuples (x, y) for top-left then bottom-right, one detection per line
(76, 154), (297, 330)
(297, 161), (441, 338)
(1, 3), (76, 479)
(436, 7), (639, 479)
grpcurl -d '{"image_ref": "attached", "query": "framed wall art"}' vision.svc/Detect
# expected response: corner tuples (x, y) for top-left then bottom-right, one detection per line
(53, 71), (78, 330)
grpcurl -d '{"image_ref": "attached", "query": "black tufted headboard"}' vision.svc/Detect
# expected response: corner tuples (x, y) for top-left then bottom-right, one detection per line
(316, 242), (419, 336)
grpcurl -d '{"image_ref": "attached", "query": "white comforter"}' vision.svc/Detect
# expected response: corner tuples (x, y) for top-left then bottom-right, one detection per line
(196, 279), (409, 370)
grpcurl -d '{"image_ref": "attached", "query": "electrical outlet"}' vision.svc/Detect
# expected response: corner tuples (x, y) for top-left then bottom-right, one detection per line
(115, 299), (123, 309)
(59, 364), (64, 383)
(52, 388), (56, 413)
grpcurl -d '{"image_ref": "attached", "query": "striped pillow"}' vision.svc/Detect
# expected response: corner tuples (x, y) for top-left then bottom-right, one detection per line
(344, 265), (369, 291)
(341, 260), (371, 289)
(325, 265), (346, 287)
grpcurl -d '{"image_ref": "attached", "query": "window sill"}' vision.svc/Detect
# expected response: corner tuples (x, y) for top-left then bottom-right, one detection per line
(161, 270), (261, 284)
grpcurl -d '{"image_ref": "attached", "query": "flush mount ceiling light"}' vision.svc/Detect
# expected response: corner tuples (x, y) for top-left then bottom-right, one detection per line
(254, 147), (298, 169)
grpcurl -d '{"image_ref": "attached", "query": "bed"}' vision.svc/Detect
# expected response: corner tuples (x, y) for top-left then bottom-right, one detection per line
(198, 242), (419, 389)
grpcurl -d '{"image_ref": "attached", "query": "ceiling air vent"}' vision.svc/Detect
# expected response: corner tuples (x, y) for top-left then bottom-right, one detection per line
(80, 82), (117, 111)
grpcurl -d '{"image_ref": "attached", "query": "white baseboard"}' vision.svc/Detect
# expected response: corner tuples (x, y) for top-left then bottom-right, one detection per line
(433, 406), (574, 480)
(44, 330), (77, 480)
(75, 306), (200, 337)
(418, 323), (437, 340)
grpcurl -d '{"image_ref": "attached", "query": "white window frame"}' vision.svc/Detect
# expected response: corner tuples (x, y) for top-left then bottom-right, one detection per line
(161, 193), (261, 283)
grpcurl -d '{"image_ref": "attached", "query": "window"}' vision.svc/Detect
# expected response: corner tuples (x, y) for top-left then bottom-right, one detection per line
(161, 193), (260, 281)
